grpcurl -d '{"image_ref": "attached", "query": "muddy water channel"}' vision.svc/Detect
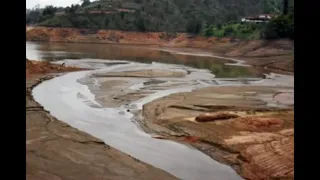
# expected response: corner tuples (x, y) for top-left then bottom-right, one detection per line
(27, 41), (293, 180)
(26, 41), (264, 78)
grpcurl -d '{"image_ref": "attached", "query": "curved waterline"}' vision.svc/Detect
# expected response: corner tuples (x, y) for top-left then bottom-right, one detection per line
(32, 62), (244, 180)
(32, 58), (293, 179)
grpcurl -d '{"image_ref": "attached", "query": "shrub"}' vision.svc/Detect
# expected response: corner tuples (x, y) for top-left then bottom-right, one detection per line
(262, 9), (293, 39)
(205, 28), (213, 37)
(224, 26), (234, 36)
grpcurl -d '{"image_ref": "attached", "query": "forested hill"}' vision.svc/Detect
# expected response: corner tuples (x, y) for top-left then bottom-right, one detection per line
(26, 0), (284, 32)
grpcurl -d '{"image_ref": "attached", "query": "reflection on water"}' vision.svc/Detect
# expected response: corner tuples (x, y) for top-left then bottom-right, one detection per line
(26, 41), (263, 78)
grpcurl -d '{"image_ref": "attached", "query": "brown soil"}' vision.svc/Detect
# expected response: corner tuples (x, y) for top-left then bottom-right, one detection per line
(26, 63), (177, 180)
(26, 59), (85, 78)
(26, 26), (294, 74)
(139, 86), (294, 180)
(26, 27), (294, 179)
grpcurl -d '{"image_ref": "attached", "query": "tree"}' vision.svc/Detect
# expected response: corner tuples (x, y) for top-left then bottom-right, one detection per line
(26, 10), (41, 24)
(105, 18), (109, 27)
(66, 4), (80, 14)
(70, 16), (89, 28)
(224, 26), (234, 36)
(42, 5), (57, 16)
(186, 20), (202, 34)
(262, 0), (281, 14)
(262, 10), (293, 39)
(205, 28), (213, 37)
(216, 24), (222, 30)
(135, 17), (146, 32)
(226, 12), (237, 22)
(204, 0), (210, 6)
(165, 1), (170, 13)
(120, 12), (125, 20)
(283, 0), (289, 15)
(81, 0), (91, 7)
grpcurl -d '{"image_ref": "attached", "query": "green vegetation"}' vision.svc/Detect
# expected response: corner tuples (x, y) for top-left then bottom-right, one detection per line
(26, 0), (293, 40)
(202, 0), (294, 40)
(262, 6), (293, 39)
(186, 19), (203, 34)
(203, 23), (263, 39)
(27, 0), (283, 32)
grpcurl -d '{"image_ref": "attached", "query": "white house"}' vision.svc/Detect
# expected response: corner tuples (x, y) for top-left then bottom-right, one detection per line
(241, 14), (275, 23)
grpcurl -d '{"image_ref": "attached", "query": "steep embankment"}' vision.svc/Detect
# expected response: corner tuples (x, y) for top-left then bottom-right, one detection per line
(26, 26), (232, 47)
(26, 26), (294, 73)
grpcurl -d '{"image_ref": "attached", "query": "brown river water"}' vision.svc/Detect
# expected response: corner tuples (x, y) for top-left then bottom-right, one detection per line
(26, 41), (264, 78)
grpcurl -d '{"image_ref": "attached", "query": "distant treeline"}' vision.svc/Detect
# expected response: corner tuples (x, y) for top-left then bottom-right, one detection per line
(26, 0), (293, 40)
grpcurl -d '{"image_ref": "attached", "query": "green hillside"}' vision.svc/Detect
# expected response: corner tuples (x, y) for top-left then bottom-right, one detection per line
(27, 0), (284, 32)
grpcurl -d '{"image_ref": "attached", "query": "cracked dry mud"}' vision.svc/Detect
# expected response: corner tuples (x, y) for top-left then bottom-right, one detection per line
(26, 75), (177, 180)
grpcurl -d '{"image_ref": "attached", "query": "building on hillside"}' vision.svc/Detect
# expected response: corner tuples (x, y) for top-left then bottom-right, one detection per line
(241, 14), (277, 23)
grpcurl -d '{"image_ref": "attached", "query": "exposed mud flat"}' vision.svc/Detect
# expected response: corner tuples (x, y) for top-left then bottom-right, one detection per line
(26, 66), (177, 180)
(33, 59), (293, 180)
(33, 60), (244, 180)
(139, 85), (293, 180)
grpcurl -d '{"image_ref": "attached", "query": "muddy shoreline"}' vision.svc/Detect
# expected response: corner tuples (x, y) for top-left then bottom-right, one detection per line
(32, 64), (243, 180)
(26, 63), (177, 179)
(26, 26), (294, 74)
(66, 64), (293, 180)
(26, 29), (294, 179)
(60, 62), (293, 180)
(137, 86), (294, 180)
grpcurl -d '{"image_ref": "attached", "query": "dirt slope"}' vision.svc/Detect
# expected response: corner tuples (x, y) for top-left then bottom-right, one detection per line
(26, 26), (293, 55)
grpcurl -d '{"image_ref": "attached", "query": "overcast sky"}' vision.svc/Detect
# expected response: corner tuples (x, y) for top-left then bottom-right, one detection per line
(26, 0), (82, 8)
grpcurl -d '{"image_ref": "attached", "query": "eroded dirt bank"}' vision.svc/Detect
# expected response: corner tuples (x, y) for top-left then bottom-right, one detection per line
(26, 60), (177, 180)
(139, 86), (294, 180)
(26, 26), (294, 74)
(26, 58), (82, 78)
